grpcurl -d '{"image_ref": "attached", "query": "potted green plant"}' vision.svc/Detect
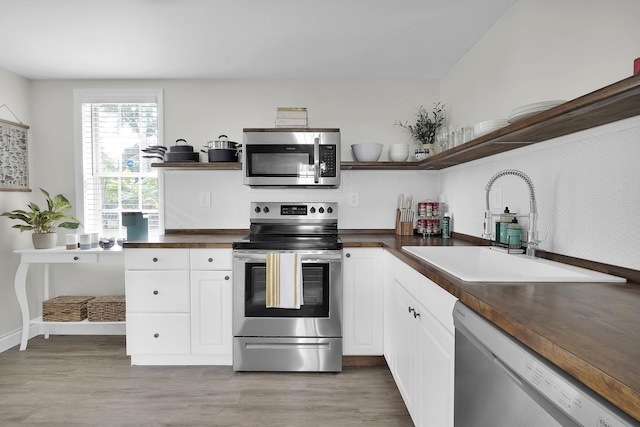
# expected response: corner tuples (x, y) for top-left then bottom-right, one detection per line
(395, 102), (445, 159)
(1, 188), (81, 249)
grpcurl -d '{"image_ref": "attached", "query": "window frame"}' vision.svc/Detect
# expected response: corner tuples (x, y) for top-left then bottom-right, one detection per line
(73, 88), (164, 236)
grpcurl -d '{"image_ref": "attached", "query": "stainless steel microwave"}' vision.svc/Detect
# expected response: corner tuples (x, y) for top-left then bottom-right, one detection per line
(243, 128), (340, 188)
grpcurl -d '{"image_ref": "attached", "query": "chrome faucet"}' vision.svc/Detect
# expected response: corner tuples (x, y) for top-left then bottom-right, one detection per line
(483, 169), (540, 258)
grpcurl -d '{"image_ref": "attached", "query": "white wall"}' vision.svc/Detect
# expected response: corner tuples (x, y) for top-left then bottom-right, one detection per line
(162, 169), (439, 230)
(441, 0), (640, 127)
(439, 0), (640, 270)
(0, 68), (35, 339)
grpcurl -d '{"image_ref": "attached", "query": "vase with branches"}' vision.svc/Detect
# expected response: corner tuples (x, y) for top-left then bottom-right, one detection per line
(395, 102), (445, 146)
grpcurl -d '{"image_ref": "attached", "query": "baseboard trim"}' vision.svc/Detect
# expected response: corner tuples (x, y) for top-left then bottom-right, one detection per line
(0, 324), (40, 353)
(343, 355), (386, 367)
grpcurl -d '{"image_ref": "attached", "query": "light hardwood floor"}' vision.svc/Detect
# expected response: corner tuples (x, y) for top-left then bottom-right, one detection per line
(0, 336), (412, 427)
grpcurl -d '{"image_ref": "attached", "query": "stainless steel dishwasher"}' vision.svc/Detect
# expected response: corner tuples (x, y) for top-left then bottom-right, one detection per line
(453, 302), (638, 427)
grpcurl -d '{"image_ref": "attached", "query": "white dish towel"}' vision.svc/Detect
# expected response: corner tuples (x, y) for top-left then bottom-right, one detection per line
(266, 252), (303, 309)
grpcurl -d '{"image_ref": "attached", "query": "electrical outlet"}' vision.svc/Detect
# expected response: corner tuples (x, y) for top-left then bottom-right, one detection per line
(199, 192), (211, 208)
(348, 192), (360, 208)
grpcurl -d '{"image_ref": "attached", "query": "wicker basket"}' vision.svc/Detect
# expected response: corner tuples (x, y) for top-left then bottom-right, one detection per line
(87, 295), (126, 322)
(43, 296), (95, 322)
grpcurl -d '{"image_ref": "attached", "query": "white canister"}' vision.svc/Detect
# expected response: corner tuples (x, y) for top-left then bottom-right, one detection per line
(90, 232), (100, 248)
(65, 234), (79, 250)
(79, 234), (91, 250)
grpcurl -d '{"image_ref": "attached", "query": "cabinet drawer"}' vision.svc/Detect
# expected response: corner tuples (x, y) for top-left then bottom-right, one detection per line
(126, 271), (190, 312)
(126, 313), (190, 355)
(190, 249), (232, 271)
(22, 252), (98, 264)
(394, 257), (419, 297)
(416, 276), (458, 335)
(125, 249), (189, 270)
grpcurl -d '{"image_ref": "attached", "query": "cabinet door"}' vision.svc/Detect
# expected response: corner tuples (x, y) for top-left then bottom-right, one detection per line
(383, 250), (395, 365)
(342, 248), (384, 355)
(392, 282), (417, 416)
(190, 270), (233, 359)
(415, 302), (455, 427)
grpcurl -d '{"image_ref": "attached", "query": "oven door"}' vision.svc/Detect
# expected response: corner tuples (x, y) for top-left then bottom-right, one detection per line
(232, 250), (343, 338)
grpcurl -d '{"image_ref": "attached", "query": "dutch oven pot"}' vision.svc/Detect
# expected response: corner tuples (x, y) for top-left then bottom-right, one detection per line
(204, 135), (240, 150)
(165, 138), (199, 162)
(165, 151), (199, 162)
(201, 148), (238, 162)
(202, 135), (241, 162)
(169, 138), (194, 152)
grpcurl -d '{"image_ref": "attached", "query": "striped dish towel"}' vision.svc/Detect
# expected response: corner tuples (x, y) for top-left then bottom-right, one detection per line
(266, 252), (303, 309)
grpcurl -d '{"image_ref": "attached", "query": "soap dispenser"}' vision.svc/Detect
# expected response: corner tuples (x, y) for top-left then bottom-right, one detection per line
(497, 207), (513, 244)
(506, 217), (522, 248)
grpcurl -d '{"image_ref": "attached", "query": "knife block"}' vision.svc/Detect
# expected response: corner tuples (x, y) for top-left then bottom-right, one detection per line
(395, 209), (414, 236)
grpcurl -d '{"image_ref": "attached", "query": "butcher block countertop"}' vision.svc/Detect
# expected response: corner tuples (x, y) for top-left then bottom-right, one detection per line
(125, 231), (640, 421)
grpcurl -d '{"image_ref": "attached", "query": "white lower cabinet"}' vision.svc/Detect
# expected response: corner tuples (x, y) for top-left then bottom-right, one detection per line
(389, 255), (458, 427)
(190, 270), (232, 360)
(125, 248), (232, 365)
(392, 283), (418, 411)
(343, 248), (384, 355)
(383, 250), (396, 366)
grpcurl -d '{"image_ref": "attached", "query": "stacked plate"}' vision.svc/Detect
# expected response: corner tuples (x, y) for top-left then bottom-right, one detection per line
(473, 119), (510, 138)
(507, 100), (566, 123)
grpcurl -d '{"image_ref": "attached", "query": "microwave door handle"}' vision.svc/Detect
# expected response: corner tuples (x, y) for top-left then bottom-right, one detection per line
(314, 137), (320, 183)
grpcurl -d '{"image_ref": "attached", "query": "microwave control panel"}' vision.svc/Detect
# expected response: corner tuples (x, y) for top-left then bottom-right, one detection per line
(320, 145), (337, 177)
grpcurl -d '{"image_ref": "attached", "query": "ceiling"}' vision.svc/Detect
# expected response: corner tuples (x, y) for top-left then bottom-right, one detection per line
(0, 0), (518, 80)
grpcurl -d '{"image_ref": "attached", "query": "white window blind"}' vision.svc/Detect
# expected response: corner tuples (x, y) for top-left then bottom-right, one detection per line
(74, 89), (163, 239)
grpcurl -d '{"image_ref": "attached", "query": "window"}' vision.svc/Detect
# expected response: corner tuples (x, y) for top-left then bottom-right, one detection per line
(74, 89), (163, 238)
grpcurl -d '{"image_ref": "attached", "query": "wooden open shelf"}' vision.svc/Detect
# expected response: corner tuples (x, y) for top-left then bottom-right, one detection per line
(344, 73), (640, 170)
(152, 162), (242, 170)
(153, 74), (640, 172)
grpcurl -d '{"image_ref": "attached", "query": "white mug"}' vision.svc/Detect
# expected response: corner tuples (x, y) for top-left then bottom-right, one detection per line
(65, 234), (78, 250)
(79, 234), (91, 250)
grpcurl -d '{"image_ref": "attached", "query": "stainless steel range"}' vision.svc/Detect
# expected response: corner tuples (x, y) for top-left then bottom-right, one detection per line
(232, 202), (343, 372)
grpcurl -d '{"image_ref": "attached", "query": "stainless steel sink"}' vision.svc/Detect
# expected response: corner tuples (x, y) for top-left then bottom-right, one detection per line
(401, 246), (625, 283)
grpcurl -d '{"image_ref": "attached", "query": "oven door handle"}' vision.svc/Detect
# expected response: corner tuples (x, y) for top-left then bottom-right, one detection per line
(244, 342), (331, 350)
(313, 137), (320, 184)
(234, 257), (342, 264)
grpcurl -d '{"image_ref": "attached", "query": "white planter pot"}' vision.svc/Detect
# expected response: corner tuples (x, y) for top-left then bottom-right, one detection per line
(32, 232), (57, 249)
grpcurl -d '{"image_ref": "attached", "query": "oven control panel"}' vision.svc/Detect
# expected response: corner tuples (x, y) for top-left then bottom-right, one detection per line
(250, 202), (338, 221)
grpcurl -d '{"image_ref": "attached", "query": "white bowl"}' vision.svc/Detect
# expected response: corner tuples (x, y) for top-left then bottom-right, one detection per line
(389, 143), (409, 161)
(351, 143), (383, 162)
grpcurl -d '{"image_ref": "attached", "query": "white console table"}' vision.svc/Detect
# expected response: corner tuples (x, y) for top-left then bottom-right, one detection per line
(14, 246), (126, 350)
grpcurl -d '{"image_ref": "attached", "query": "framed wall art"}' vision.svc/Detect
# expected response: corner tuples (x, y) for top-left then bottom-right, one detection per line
(0, 117), (30, 191)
